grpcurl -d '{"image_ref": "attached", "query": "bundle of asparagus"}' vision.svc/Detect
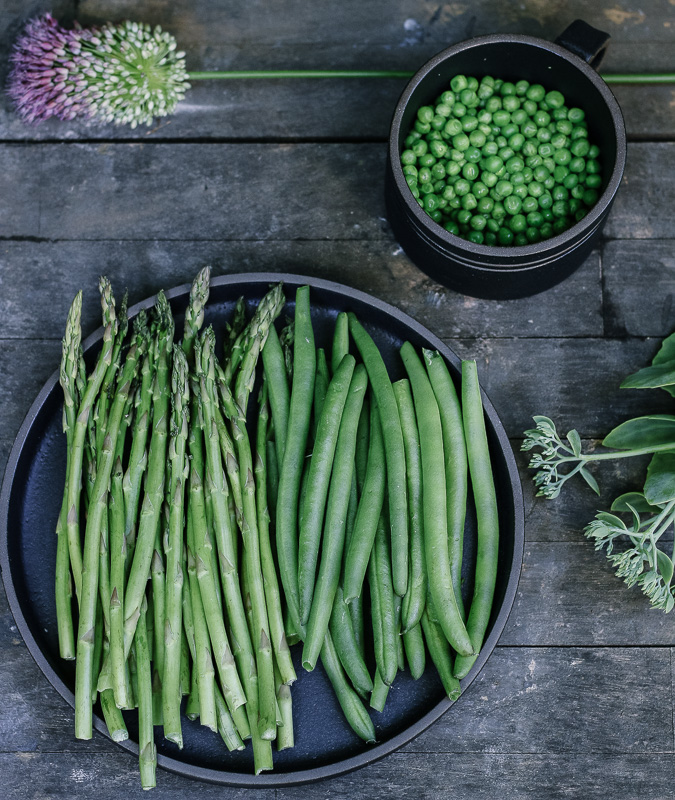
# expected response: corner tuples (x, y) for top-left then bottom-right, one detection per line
(54, 268), (499, 788)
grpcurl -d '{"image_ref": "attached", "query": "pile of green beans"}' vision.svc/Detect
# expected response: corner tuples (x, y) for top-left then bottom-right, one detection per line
(400, 74), (603, 246)
(54, 271), (500, 787)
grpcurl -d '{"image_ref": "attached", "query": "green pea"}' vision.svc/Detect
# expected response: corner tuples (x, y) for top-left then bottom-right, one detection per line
(430, 140), (449, 158)
(585, 158), (601, 175)
(485, 96), (502, 114)
(521, 121), (537, 138)
(515, 80), (530, 96)
(442, 184), (456, 201)
(538, 143), (554, 158)
(534, 110), (551, 127)
(431, 163), (447, 182)
(552, 107), (568, 120)
(486, 217), (500, 233)
(403, 164), (418, 177)
(528, 181), (544, 198)
(469, 130), (487, 148)
(504, 195), (522, 215)
(589, 144), (600, 159)
(467, 230), (484, 244)
(497, 227), (514, 245)
(465, 146), (482, 163)
(521, 195), (539, 214)
(570, 125), (588, 141)
(545, 90), (565, 109)
(446, 160), (462, 177)
(457, 208), (472, 225)
(452, 133), (471, 151)
(522, 139), (539, 158)
(551, 132), (568, 150)
(514, 232), (528, 246)
(483, 155), (503, 173)
(412, 140), (428, 157)
(481, 171), (498, 188)
(569, 157), (586, 174)
(568, 107), (585, 123)
(526, 83), (545, 102)
(477, 196), (494, 214)
(503, 95), (521, 112)
(429, 209), (443, 222)
(418, 167), (432, 184)
(404, 132), (421, 148)
(556, 119), (573, 135)
(435, 103), (452, 118)
(586, 174), (602, 189)
(571, 184), (585, 200)
(440, 90), (455, 106)
(511, 109), (528, 127)
(444, 118), (463, 137)
(433, 179), (446, 193)
(461, 115), (479, 133)
(551, 200), (569, 218)
(508, 132), (525, 151)
(417, 106), (434, 124)
(401, 149), (417, 165)
(498, 146), (515, 162)
(514, 184), (528, 199)
(511, 171), (525, 186)
(405, 174), (418, 189)
(451, 102), (467, 118)
(570, 139), (591, 158)
(484, 231), (497, 246)
(450, 75), (468, 92)
(410, 185), (420, 199)
(414, 120), (431, 134)
(419, 181), (434, 195)
(492, 201), (506, 220)
(495, 135), (508, 148)
(418, 153), (436, 168)
(553, 148), (571, 166)
(461, 193), (478, 211)
(493, 109), (511, 127)
(495, 179), (514, 198)
(526, 211), (544, 228)
(477, 82), (494, 101)
(430, 114), (445, 130)
(473, 181), (489, 198)
(462, 162), (479, 181)
(454, 178), (471, 196)
(424, 193), (440, 211)
(444, 220), (460, 234)
(568, 197), (580, 214)
(500, 81), (516, 96)
(460, 89), (478, 108)
(540, 222), (553, 238)
(470, 214), (487, 231)
(553, 164), (569, 182)
(553, 217), (570, 235)
(523, 99), (538, 116)
(526, 226), (541, 243)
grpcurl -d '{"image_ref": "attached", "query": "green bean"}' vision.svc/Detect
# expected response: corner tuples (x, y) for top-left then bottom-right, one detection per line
(421, 594), (461, 701)
(424, 349), (468, 621)
(372, 512), (398, 686)
(276, 285), (315, 639)
(320, 630), (376, 743)
(400, 342), (473, 657)
(454, 360), (500, 679)
(402, 622), (426, 680)
(370, 669), (390, 712)
(348, 313), (408, 597)
(392, 379), (426, 632)
(343, 395), (386, 604)
(302, 364), (368, 671)
(298, 353), (356, 623)
(261, 323), (290, 467)
(328, 586), (373, 698)
(331, 311), (350, 375)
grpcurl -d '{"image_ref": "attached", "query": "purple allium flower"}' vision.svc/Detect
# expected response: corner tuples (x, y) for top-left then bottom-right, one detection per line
(7, 14), (190, 127)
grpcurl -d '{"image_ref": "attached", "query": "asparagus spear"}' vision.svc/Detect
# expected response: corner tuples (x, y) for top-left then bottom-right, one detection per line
(124, 292), (173, 649)
(65, 278), (117, 604)
(75, 325), (142, 739)
(135, 596), (157, 790)
(162, 346), (190, 747)
(55, 290), (82, 660)
(181, 265), (211, 361)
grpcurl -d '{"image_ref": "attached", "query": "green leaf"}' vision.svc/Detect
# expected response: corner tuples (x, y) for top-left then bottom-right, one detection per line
(652, 332), (675, 366)
(611, 492), (663, 514)
(656, 549), (674, 586)
(566, 429), (582, 457)
(652, 334), (675, 398)
(595, 511), (627, 530)
(602, 415), (675, 451)
(644, 452), (675, 505)
(620, 360), (675, 390)
(579, 466), (600, 495)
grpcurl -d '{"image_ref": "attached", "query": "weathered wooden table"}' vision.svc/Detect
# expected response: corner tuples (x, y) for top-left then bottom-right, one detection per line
(1, 1), (674, 797)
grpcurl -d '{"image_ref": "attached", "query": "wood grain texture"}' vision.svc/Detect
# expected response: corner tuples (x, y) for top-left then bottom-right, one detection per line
(0, 143), (672, 241)
(1, 0), (674, 796)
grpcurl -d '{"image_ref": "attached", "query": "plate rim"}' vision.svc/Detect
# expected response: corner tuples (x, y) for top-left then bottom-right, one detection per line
(0, 271), (524, 787)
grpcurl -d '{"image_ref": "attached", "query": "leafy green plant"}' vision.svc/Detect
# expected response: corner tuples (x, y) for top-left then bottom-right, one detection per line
(523, 331), (675, 612)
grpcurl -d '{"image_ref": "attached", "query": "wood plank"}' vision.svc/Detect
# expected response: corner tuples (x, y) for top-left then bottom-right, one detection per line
(276, 752), (675, 800)
(603, 239), (675, 338)
(0, 240), (603, 341)
(501, 541), (675, 646)
(1, 143), (673, 241)
(405, 646), (673, 754)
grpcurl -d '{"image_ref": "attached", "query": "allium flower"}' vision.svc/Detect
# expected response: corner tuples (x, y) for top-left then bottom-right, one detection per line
(7, 14), (190, 128)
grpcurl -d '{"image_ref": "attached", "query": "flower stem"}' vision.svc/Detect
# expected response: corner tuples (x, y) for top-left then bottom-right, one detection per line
(186, 69), (675, 84)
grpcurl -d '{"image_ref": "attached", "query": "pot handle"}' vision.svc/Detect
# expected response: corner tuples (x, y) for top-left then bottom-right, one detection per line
(554, 19), (610, 70)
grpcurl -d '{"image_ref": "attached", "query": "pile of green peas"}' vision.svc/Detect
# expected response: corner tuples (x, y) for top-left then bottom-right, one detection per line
(400, 74), (603, 247)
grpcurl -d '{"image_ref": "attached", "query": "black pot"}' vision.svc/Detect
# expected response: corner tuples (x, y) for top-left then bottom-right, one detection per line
(385, 20), (626, 299)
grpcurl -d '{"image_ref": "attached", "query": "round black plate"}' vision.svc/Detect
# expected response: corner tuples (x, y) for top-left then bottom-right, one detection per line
(0, 273), (524, 787)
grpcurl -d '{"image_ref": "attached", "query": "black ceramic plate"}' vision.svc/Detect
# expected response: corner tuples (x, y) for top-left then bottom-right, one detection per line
(0, 273), (524, 787)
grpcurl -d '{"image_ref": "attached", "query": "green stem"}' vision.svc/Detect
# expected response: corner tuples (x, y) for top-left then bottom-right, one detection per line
(187, 69), (675, 85)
